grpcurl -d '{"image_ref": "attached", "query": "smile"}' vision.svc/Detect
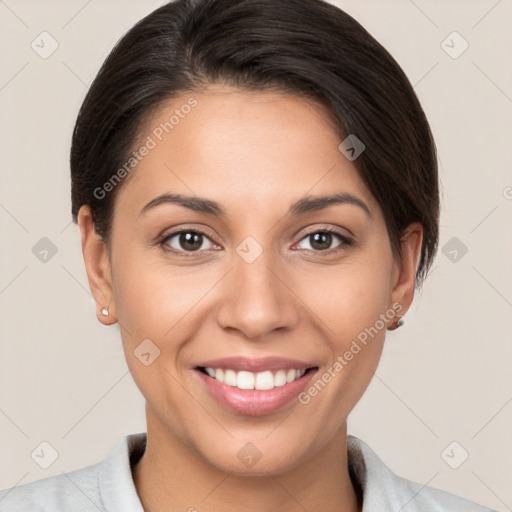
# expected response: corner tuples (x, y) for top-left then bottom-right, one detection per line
(198, 367), (310, 390)
(194, 357), (318, 416)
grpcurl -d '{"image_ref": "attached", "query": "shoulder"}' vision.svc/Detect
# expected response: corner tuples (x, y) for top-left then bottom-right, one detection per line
(0, 461), (103, 512)
(347, 435), (498, 512)
(0, 433), (146, 512)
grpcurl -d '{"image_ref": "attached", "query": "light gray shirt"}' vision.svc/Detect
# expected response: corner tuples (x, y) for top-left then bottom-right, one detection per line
(0, 433), (497, 511)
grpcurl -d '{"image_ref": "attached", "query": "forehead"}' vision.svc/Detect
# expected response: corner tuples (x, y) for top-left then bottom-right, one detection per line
(115, 87), (377, 217)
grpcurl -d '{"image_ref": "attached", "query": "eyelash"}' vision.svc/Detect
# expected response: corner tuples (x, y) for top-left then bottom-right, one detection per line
(158, 227), (353, 258)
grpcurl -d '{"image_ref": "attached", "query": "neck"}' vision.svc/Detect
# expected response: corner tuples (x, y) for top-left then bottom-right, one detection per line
(132, 408), (361, 512)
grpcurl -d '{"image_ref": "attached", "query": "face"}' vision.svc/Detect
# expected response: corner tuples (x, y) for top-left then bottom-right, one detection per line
(80, 87), (420, 475)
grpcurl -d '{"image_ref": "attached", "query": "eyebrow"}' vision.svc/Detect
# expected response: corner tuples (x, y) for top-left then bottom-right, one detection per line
(140, 191), (372, 218)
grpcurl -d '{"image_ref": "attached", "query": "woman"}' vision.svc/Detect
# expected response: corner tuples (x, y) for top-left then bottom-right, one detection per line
(0, 0), (498, 510)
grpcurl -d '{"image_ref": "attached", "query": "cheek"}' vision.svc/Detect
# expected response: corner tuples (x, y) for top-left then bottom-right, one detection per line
(298, 251), (394, 394)
(111, 248), (219, 344)
(302, 256), (394, 341)
(110, 252), (207, 425)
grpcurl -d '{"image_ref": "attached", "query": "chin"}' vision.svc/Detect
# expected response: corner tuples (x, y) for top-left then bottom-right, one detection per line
(192, 433), (314, 477)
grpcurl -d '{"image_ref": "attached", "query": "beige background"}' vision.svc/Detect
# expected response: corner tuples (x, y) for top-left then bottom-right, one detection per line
(0, 0), (511, 509)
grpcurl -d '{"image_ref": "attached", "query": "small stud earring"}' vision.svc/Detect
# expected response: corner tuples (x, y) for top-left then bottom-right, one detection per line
(101, 307), (109, 316)
(388, 314), (405, 331)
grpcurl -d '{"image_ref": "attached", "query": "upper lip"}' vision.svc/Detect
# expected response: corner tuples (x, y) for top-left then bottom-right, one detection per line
(195, 356), (316, 373)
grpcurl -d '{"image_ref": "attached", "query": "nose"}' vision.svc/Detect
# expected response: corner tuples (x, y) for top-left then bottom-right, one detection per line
(215, 248), (300, 340)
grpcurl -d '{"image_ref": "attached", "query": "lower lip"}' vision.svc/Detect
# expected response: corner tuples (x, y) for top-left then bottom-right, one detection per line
(196, 369), (317, 416)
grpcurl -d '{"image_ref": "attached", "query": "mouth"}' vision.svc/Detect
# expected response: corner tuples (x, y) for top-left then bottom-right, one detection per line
(193, 357), (319, 416)
(196, 366), (316, 390)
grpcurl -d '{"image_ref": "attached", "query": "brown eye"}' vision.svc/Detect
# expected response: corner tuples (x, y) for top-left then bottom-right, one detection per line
(309, 232), (334, 251)
(163, 231), (214, 252)
(296, 229), (350, 252)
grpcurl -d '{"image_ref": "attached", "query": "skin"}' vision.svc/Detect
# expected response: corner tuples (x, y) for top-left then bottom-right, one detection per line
(78, 87), (422, 512)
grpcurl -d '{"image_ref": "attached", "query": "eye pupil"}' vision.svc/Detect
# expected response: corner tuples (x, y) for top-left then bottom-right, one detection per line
(180, 232), (202, 251)
(310, 232), (332, 250)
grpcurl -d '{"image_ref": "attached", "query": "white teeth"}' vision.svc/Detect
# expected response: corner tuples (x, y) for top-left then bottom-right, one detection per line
(286, 369), (296, 383)
(224, 369), (237, 387)
(237, 371), (255, 389)
(255, 371), (274, 390)
(274, 370), (287, 387)
(203, 367), (308, 390)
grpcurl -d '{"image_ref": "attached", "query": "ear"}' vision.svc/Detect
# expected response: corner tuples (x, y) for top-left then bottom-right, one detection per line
(388, 222), (423, 322)
(77, 205), (117, 325)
